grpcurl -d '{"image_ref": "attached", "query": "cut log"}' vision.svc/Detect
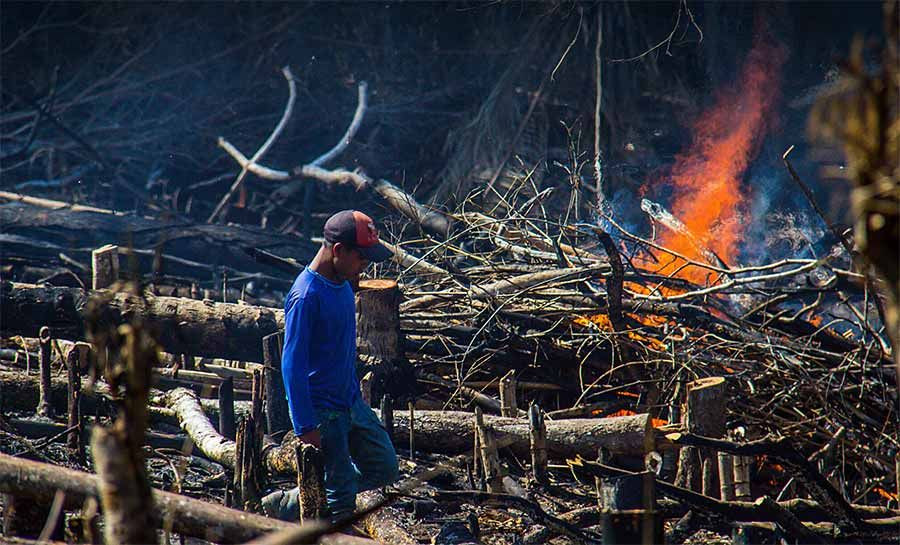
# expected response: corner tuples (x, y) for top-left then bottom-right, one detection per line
(0, 452), (300, 543)
(357, 490), (417, 545)
(166, 387), (238, 467)
(1, 282), (284, 362)
(381, 409), (653, 458)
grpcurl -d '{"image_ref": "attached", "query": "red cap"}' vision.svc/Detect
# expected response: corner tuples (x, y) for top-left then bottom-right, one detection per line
(323, 210), (392, 262)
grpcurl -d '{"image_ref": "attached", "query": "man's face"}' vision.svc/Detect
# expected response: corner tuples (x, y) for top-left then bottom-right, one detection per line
(332, 242), (370, 284)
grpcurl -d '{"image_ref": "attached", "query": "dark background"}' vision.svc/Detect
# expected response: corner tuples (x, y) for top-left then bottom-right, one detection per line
(0, 1), (887, 256)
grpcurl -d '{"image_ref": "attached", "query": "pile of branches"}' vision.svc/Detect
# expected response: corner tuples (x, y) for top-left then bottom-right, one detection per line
(389, 200), (898, 508)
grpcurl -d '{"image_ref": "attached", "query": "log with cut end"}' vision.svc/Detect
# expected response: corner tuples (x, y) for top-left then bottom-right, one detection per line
(166, 387), (238, 468)
(357, 490), (417, 545)
(166, 386), (651, 467)
(1, 282), (284, 362)
(379, 409), (653, 458)
(0, 452), (298, 543)
(355, 279), (402, 361)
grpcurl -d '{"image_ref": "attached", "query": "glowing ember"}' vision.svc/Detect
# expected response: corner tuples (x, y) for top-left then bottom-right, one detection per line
(647, 39), (786, 284)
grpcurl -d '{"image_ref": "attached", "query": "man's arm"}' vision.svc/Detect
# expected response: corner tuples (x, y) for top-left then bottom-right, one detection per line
(281, 293), (320, 440)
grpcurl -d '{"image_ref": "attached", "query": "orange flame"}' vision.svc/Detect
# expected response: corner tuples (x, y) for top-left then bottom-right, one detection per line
(649, 39), (786, 284)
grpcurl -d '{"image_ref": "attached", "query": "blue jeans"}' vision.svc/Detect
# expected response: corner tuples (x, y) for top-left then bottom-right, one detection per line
(319, 396), (399, 517)
(262, 396), (398, 521)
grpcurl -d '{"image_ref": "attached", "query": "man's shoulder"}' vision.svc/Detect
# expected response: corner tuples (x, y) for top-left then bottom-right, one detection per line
(286, 270), (318, 308)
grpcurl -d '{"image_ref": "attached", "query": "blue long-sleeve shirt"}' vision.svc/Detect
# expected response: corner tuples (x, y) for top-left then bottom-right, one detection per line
(282, 267), (360, 435)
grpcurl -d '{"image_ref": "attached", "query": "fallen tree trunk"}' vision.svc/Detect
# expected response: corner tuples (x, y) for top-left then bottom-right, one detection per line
(0, 194), (313, 288)
(165, 387), (301, 477)
(382, 409), (653, 458)
(167, 386), (651, 470)
(1, 282), (284, 362)
(0, 453), (298, 543)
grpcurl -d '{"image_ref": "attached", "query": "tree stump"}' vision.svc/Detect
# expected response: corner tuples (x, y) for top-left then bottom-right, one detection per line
(355, 279), (415, 403)
(675, 377), (726, 493)
(499, 370), (517, 417)
(66, 343), (91, 461)
(599, 470), (661, 545)
(474, 407), (504, 493)
(91, 244), (119, 290)
(356, 279), (402, 361)
(219, 376), (236, 440)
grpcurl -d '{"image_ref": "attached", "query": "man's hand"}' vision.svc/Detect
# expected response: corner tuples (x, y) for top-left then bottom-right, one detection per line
(298, 428), (321, 449)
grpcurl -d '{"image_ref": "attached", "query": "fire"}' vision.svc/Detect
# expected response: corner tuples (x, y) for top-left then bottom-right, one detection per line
(624, 280), (686, 298)
(601, 408), (669, 428)
(647, 38), (786, 285)
(573, 313), (668, 351)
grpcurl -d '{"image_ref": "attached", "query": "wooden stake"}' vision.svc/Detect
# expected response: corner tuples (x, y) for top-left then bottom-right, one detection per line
(499, 370), (517, 417)
(360, 371), (374, 406)
(91, 244), (119, 290)
(262, 332), (290, 437)
(37, 326), (53, 418)
(295, 443), (325, 523)
(65, 343), (89, 460)
(219, 376), (236, 440)
(472, 409), (482, 489)
(408, 400), (415, 463)
(380, 395), (393, 442)
(474, 406), (503, 493)
(718, 452), (735, 501)
(528, 403), (547, 484)
(733, 454), (752, 501)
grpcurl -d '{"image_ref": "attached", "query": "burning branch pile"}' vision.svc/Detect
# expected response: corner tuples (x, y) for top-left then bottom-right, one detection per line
(390, 202), (898, 513)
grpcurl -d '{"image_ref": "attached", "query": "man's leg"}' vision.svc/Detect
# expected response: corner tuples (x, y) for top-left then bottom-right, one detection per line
(317, 408), (360, 519)
(348, 397), (399, 492)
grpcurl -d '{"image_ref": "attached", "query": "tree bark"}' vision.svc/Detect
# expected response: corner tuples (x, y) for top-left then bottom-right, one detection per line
(0, 452), (299, 543)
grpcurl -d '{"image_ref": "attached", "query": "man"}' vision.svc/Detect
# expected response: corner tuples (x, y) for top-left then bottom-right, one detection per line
(265, 210), (399, 521)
